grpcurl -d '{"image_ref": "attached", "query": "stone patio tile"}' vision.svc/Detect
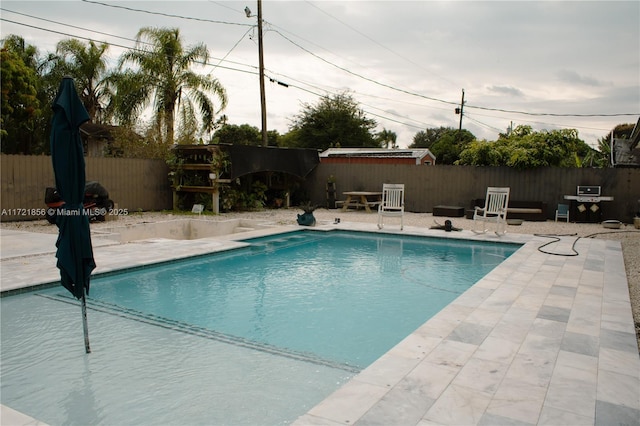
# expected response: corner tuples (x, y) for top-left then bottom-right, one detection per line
(537, 405), (593, 426)
(599, 347), (640, 376)
(578, 269), (604, 287)
(355, 374), (437, 425)
(510, 286), (548, 311)
(305, 379), (388, 425)
(504, 352), (556, 388)
(485, 378), (546, 424)
(401, 360), (459, 400)
(480, 286), (525, 312)
(599, 328), (639, 353)
(595, 400), (640, 426)
(518, 333), (562, 359)
(422, 384), (493, 425)
(542, 293), (574, 310)
(528, 317), (566, 339)
(555, 349), (598, 372)
(448, 286), (494, 309)
(597, 369), (640, 409)
(478, 412), (535, 426)
(464, 307), (505, 328)
(560, 331), (600, 357)
(489, 311), (535, 344)
(355, 352), (422, 388)
(536, 305), (570, 323)
(415, 304), (474, 339)
(386, 333), (442, 361)
(544, 364), (597, 417)
(451, 357), (509, 394)
(474, 336), (520, 365)
(447, 322), (493, 346)
(424, 339), (477, 369)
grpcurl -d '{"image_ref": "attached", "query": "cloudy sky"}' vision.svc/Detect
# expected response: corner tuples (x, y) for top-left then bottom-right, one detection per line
(2, 1), (639, 148)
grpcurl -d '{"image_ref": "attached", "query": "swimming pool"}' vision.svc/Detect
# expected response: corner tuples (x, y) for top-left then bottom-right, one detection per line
(1, 230), (519, 425)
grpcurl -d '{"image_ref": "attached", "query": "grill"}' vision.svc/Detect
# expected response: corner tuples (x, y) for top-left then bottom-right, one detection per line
(564, 186), (614, 222)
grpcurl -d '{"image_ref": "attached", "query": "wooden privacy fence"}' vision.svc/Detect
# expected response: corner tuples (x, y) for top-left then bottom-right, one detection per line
(1, 155), (638, 223)
(0, 155), (172, 221)
(303, 164), (640, 223)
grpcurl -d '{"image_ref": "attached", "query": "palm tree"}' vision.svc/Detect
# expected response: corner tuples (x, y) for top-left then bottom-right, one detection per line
(376, 128), (397, 149)
(115, 27), (227, 145)
(52, 39), (112, 123)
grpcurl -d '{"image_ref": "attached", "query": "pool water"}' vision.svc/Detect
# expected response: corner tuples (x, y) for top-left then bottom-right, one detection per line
(1, 230), (519, 425)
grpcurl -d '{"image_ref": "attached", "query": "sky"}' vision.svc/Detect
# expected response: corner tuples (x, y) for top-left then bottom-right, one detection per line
(1, 0), (639, 149)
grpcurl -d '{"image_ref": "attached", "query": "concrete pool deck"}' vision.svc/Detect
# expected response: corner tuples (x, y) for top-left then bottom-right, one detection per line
(1, 222), (639, 425)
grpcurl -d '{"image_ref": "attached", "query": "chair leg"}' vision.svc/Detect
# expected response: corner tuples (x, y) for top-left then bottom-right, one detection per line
(472, 219), (487, 234)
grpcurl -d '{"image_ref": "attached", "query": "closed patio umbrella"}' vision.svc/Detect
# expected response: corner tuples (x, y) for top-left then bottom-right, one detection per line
(50, 76), (96, 353)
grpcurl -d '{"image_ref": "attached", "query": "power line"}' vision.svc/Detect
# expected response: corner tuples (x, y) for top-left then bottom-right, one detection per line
(1, 14), (418, 131)
(270, 28), (458, 107)
(463, 114), (504, 133)
(80, 0), (252, 27)
(74, 0), (639, 119)
(3, 6), (635, 136)
(0, 7), (139, 45)
(465, 104), (637, 117)
(0, 17), (258, 76)
(304, 0), (458, 88)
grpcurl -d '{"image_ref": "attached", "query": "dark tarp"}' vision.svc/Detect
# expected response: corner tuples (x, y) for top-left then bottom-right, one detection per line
(51, 77), (96, 300)
(224, 144), (319, 179)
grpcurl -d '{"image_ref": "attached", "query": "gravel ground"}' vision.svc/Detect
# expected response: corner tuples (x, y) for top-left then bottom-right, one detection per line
(2, 208), (639, 350)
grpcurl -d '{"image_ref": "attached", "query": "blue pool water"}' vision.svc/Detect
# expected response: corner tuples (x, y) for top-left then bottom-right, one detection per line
(1, 230), (519, 425)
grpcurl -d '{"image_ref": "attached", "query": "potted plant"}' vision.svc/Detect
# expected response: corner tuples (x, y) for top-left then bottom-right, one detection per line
(297, 202), (317, 226)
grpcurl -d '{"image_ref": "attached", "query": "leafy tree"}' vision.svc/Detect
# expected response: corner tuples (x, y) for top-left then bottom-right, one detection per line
(104, 124), (172, 159)
(2, 34), (40, 70)
(457, 125), (592, 169)
(49, 39), (112, 123)
(114, 27), (228, 145)
(410, 127), (450, 149)
(211, 124), (261, 145)
(375, 128), (397, 149)
(287, 92), (378, 150)
(409, 126), (475, 165)
(211, 124), (280, 146)
(0, 41), (42, 154)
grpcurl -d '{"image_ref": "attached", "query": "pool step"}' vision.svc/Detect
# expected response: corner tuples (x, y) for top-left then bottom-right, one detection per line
(37, 292), (361, 374)
(248, 233), (323, 252)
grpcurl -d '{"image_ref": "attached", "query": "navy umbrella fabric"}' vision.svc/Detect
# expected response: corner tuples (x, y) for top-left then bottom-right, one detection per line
(50, 77), (96, 353)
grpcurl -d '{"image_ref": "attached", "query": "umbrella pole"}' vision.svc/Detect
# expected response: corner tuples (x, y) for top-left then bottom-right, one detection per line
(81, 293), (91, 353)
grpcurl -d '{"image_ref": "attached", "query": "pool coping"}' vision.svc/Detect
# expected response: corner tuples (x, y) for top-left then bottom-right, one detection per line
(2, 222), (639, 425)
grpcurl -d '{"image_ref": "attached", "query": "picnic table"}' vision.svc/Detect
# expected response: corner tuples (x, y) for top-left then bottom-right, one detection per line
(337, 191), (382, 213)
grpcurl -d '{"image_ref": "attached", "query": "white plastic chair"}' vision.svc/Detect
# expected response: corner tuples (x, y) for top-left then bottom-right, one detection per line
(377, 184), (405, 230)
(555, 203), (569, 222)
(472, 187), (510, 235)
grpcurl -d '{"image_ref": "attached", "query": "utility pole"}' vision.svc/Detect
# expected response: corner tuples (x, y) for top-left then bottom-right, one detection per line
(257, 0), (267, 146)
(455, 88), (465, 143)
